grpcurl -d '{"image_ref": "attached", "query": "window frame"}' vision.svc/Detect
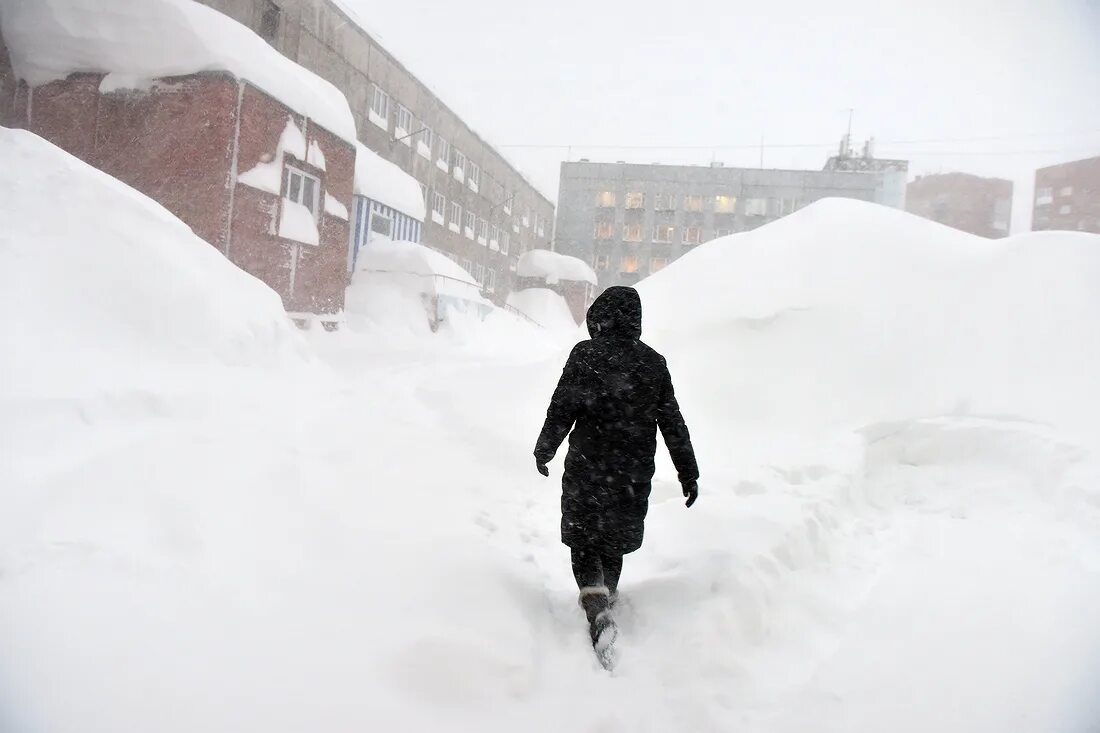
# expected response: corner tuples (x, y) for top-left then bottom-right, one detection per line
(468, 161), (481, 193)
(684, 194), (704, 212)
(452, 149), (467, 182)
(596, 191), (617, 208)
(448, 201), (462, 232)
(430, 190), (446, 224)
(624, 192), (646, 209)
(284, 165), (321, 219)
(369, 84), (391, 129)
(653, 224), (674, 243)
(395, 104), (414, 143)
(436, 137), (451, 172)
(682, 225), (703, 244)
(464, 210), (476, 239)
(714, 194), (737, 213)
(623, 223), (644, 242)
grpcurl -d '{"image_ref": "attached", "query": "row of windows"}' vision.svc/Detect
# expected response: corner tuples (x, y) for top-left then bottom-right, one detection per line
(368, 84), (546, 234)
(439, 250), (498, 292)
(593, 254), (669, 274)
(428, 190), (515, 253)
(597, 191), (798, 216)
(595, 223), (737, 243)
(1035, 185), (1074, 205)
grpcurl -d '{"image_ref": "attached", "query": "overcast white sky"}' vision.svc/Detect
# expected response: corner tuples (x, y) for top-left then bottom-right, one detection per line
(347, 0), (1100, 232)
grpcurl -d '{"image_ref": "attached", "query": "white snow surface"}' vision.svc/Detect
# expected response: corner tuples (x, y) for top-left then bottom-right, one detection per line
(353, 141), (427, 221)
(0, 0), (357, 142)
(277, 199), (319, 246)
(323, 191), (348, 220)
(517, 248), (598, 286)
(3, 180), (1100, 733)
(306, 140), (326, 171)
(237, 117), (306, 195)
(505, 287), (579, 333)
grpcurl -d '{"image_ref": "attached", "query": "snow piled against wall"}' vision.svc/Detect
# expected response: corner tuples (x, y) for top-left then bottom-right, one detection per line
(353, 142), (427, 221)
(0, 127), (308, 400)
(0, 0), (357, 142)
(505, 287), (578, 335)
(354, 236), (485, 301)
(516, 249), (597, 286)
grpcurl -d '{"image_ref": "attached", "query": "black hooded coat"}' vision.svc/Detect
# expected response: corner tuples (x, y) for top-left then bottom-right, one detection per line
(534, 287), (699, 555)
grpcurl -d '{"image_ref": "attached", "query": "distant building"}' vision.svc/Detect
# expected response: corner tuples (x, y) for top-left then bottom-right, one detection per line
(513, 249), (598, 324)
(1032, 156), (1100, 233)
(554, 160), (886, 291)
(823, 137), (909, 209)
(905, 173), (1013, 238)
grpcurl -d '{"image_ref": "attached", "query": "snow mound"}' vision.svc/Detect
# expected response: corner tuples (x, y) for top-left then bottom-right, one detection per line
(505, 287), (578, 334)
(0, 127), (307, 400)
(355, 236), (484, 301)
(353, 142), (427, 221)
(0, 0), (357, 141)
(516, 249), (598, 286)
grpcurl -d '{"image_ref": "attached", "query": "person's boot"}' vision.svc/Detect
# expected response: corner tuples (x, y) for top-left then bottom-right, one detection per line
(579, 586), (617, 651)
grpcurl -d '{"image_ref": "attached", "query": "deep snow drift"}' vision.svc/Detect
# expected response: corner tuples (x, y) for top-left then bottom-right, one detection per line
(2, 139), (1099, 733)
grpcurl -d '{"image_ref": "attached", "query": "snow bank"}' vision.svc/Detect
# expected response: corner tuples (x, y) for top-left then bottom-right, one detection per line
(505, 287), (578, 334)
(516, 249), (598, 286)
(353, 142), (427, 221)
(0, 0), (357, 142)
(278, 199), (319, 246)
(0, 127), (307, 400)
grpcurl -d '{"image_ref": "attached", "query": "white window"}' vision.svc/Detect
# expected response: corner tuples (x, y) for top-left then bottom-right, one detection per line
(395, 105), (414, 141)
(285, 166), (320, 217)
(1035, 187), (1053, 205)
(369, 85), (390, 129)
(449, 201), (462, 232)
(452, 149), (467, 182)
(653, 224), (674, 243)
(489, 224), (499, 247)
(683, 226), (702, 244)
(473, 262), (486, 285)
(436, 137), (451, 172)
(477, 217), (488, 244)
(623, 223), (643, 242)
(522, 208), (530, 228)
(486, 268), (497, 292)
(744, 197), (768, 216)
(430, 191), (446, 225)
(464, 210), (476, 239)
(512, 218), (520, 234)
(468, 162), (481, 193)
(1060, 186), (1074, 196)
(501, 232), (510, 255)
(417, 126), (433, 158)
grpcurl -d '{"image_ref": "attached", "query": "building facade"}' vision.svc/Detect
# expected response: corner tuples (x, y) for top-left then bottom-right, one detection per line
(554, 161), (882, 290)
(823, 137), (909, 209)
(196, 0), (555, 303)
(1033, 156), (1100, 233)
(905, 173), (1013, 238)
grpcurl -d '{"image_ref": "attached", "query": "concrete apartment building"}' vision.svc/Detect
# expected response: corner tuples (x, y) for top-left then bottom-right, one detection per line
(905, 173), (1013, 239)
(1033, 156), (1100, 234)
(554, 160), (884, 289)
(196, 0), (555, 301)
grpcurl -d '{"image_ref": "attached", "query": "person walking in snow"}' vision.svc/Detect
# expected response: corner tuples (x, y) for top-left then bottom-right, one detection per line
(534, 286), (699, 653)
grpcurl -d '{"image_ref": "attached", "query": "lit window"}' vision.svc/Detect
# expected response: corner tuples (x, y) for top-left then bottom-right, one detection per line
(683, 226), (702, 244)
(621, 254), (639, 273)
(655, 193), (676, 211)
(285, 166), (319, 216)
(596, 191), (617, 207)
(650, 257), (668, 272)
(436, 137), (451, 171)
(714, 195), (736, 213)
(594, 254), (610, 270)
(395, 105), (413, 141)
(684, 195), (704, 212)
(430, 191), (445, 225)
(623, 224), (643, 242)
(594, 221), (615, 239)
(653, 225), (674, 243)
(369, 85), (390, 128)
(464, 211), (476, 239)
(625, 192), (646, 209)
(744, 197), (768, 216)
(449, 201), (462, 232)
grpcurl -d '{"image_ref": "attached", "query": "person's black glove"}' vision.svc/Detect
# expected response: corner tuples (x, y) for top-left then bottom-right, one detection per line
(536, 460), (549, 477)
(682, 480), (698, 508)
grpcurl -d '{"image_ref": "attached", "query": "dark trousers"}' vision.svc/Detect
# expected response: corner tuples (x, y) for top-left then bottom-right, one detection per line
(570, 547), (623, 594)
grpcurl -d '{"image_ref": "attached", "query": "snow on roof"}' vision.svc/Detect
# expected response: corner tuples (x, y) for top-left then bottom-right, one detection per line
(353, 142), (427, 222)
(355, 236), (486, 302)
(0, 0), (357, 143)
(516, 249), (598, 286)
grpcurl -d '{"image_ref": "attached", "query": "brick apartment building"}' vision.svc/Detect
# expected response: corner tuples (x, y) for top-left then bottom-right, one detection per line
(196, 0), (555, 304)
(1032, 156), (1100, 233)
(905, 173), (1013, 239)
(554, 160), (887, 290)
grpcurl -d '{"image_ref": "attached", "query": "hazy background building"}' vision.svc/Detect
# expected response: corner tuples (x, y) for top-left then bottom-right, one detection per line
(905, 173), (1013, 238)
(823, 137), (909, 210)
(195, 0), (555, 302)
(554, 160), (895, 290)
(1032, 156), (1100, 234)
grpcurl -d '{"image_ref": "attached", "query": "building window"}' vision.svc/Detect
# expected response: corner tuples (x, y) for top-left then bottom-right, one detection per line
(594, 221), (615, 239)
(621, 254), (639, 273)
(462, 258), (473, 274)
(714, 195), (736, 213)
(259, 0), (281, 43)
(623, 223), (643, 242)
(464, 210), (476, 239)
(1060, 204), (1073, 215)
(486, 268), (497, 292)
(522, 208), (530, 228)
(1035, 187), (1053, 205)
(779, 198), (797, 216)
(395, 104), (413, 141)
(650, 257), (668, 272)
(370, 213), (393, 237)
(468, 162), (481, 193)
(417, 126), (433, 158)
(536, 216), (546, 237)
(449, 201), (462, 232)
(477, 218), (488, 244)
(430, 191), (446, 224)
(501, 232), (510, 255)
(474, 262), (486, 285)
(369, 85), (390, 129)
(744, 197), (768, 216)
(503, 192), (512, 214)
(655, 193), (676, 211)
(653, 224), (674, 243)
(436, 137), (451, 172)
(715, 228), (733, 238)
(284, 165), (319, 216)
(594, 254), (610, 270)
(625, 192), (646, 209)
(596, 191), (617, 207)
(684, 195), (704, 212)
(1059, 186), (1074, 196)
(452, 149), (467, 181)
(683, 226), (702, 244)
